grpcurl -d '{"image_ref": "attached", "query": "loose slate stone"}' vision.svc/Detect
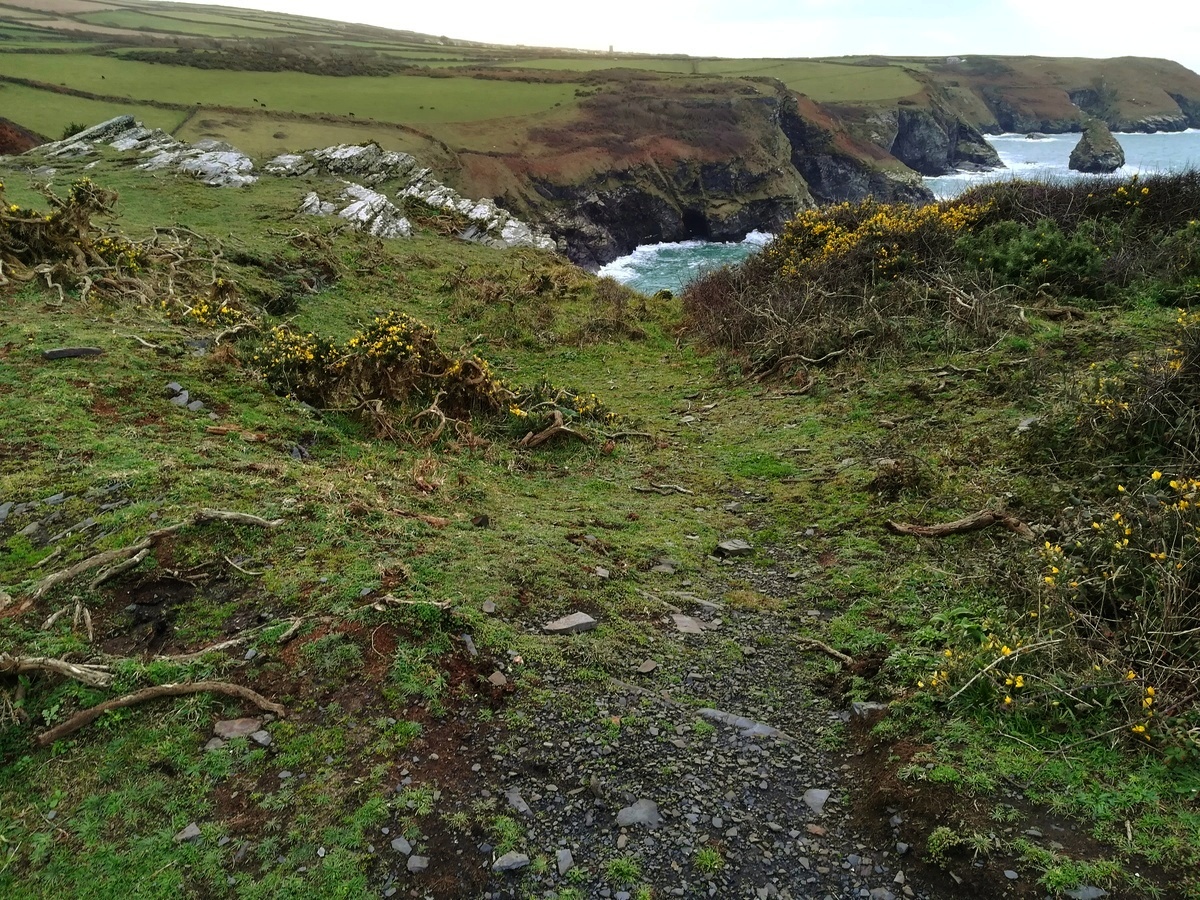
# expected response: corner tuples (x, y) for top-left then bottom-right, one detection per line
(170, 391), (190, 406)
(543, 612), (597, 634)
(595, 566), (610, 579)
(697, 708), (784, 739)
(1004, 870), (1019, 880)
(390, 836), (412, 855)
(166, 382), (183, 395)
(187, 400), (205, 412)
(506, 790), (531, 816)
(1065, 888), (1108, 900)
(615, 798), (662, 828)
(637, 659), (658, 674)
(492, 851), (530, 872)
(488, 671), (508, 687)
(0, 502), (11, 524)
(803, 789), (830, 815)
(213, 718), (262, 739)
(482, 600), (496, 614)
(714, 538), (753, 558)
(203, 737), (226, 752)
(406, 855), (429, 873)
(556, 848), (574, 876)
(671, 613), (704, 635)
(174, 822), (202, 843)
(42, 347), (103, 360)
(250, 730), (272, 747)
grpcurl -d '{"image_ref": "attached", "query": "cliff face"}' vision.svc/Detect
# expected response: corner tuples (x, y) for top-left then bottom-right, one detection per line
(888, 108), (1001, 175)
(0, 117), (45, 155)
(462, 81), (938, 267)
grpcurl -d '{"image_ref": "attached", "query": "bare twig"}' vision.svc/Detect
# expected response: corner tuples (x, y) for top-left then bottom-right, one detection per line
(36, 681), (286, 747)
(368, 594), (451, 612)
(793, 637), (854, 666)
(519, 410), (589, 449)
(224, 555), (264, 577)
(947, 640), (1063, 703)
(633, 483), (694, 496)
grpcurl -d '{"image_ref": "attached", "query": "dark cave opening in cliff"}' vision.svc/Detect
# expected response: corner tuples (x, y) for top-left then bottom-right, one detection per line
(681, 209), (711, 240)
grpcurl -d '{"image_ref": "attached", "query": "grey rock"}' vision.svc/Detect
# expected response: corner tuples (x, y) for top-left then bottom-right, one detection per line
(556, 848), (574, 876)
(174, 822), (202, 843)
(170, 391), (190, 406)
(637, 659), (659, 674)
(869, 890), (895, 900)
(278, 771), (292, 780)
(250, 730), (272, 747)
(851, 701), (889, 718)
(390, 836), (412, 855)
(244, 648), (257, 661)
(543, 612), (597, 634)
(482, 600), (496, 614)
(166, 381), (184, 395)
(406, 855), (429, 873)
(698, 708), (784, 739)
(203, 737), (226, 752)
(803, 789), (830, 815)
(671, 614), (705, 635)
(488, 671), (508, 687)
(616, 798), (662, 828)
(0, 502), (11, 524)
(506, 790), (531, 816)
(214, 718), (262, 739)
(714, 538), (753, 557)
(1004, 870), (1019, 880)
(186, 400), (205, 412)
(1065, 888), (1108, 900)
(41, 347), (103, 360)
(595, 566), (610, 579)
(492, 851), (530, 872)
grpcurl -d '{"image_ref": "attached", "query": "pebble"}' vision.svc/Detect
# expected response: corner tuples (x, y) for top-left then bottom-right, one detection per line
(488, 671), (508, 687)
(714, 538), (753, 557)
(174, 823), (202, 843)
(616, 798), (662, 828)
(390, 836), (411, 854)
(407, 855), (429, 873)
(803, 789), (831, 815)
(556, 848), (574, 876)
(250, 730), (272, 747)
(637, 659), (659, 674)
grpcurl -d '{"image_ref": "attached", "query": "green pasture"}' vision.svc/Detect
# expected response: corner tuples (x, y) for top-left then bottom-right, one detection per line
(0, 80), (186, 138)
(0, 53), (580, 126)
(509, 56), (921, 101)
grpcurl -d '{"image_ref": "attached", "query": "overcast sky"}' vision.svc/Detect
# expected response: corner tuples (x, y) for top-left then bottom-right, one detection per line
(162, 0), (1200, 75)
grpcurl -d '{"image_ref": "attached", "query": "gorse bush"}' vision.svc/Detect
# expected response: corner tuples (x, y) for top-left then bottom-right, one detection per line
(255, 312), (620, 441)
(958, 218), (1104, 295)
(683, 172), (1200, 369)
(1064, 309), (1200, 463)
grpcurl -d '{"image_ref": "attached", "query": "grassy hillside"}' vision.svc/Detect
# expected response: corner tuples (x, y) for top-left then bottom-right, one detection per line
(3, 115), (1200, 900)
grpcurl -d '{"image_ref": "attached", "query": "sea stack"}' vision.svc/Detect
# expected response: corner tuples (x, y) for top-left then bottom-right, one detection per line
(1069, 118), (1125, 173)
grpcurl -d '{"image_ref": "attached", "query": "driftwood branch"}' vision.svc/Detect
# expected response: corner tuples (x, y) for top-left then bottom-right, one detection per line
(0, 653), (113, 687)
(519, 410), (589, 449)
(884, 508), (1035, 541)
(28, 508), (285, 600)
(368, 594), (452, 612)
(91, 547), (151, 589)
(36, 681), (286, 747)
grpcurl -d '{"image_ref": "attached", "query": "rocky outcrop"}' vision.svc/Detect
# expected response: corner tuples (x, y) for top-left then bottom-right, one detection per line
(1069, 119), (1125, 173)
(775, 95), (932, 205)
(1167, 93), (1200, 129)
(887, 109), (1001, 175)
(532, 157), (811, 268)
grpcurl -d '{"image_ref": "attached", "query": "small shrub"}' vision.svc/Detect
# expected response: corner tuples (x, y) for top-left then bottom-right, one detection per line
(606, 856), (642, 887)
(694, 846), (724, 873)
(925, 826), (962, 866)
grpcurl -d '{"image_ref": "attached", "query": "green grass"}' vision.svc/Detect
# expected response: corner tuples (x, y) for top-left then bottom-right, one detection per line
(0, 53), (580, 130)
(0, 81), (186, 139)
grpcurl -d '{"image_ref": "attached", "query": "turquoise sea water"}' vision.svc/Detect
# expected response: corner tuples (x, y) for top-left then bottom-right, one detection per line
(602, 130), (1200, 295)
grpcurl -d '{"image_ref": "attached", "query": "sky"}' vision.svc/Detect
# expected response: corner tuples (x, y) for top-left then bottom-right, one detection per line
(161, 0), (1200, 75)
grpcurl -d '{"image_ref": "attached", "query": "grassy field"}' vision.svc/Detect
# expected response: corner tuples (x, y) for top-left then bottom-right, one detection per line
(0, 80), (186, 137)
(0, 53), (580, 125)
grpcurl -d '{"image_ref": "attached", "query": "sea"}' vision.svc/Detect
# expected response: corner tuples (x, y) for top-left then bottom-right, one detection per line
(600, 129), (1200, 295)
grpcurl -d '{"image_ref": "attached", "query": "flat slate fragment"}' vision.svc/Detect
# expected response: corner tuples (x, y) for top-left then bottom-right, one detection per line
(213, 717), (262, 739)
(543, 611), (597, 634)
(671, 613), (705, 635)
(616, 798), (662, 828)
(714, 538), (753, 557)
(42, 347), (103, 360)
(492, 851), (530, 872)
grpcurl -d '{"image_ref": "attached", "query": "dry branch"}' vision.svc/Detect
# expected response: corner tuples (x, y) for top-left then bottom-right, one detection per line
(519, 410), (589, 449)
(633, 483), (694, 496)
(36, 681), (286, 747)
(884, 508), (1035, 541)
(92, 547), (151, 589)
(793, 638), (854, 666)
(28, 508), (285, 601)
(0, 653), (113, 687)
